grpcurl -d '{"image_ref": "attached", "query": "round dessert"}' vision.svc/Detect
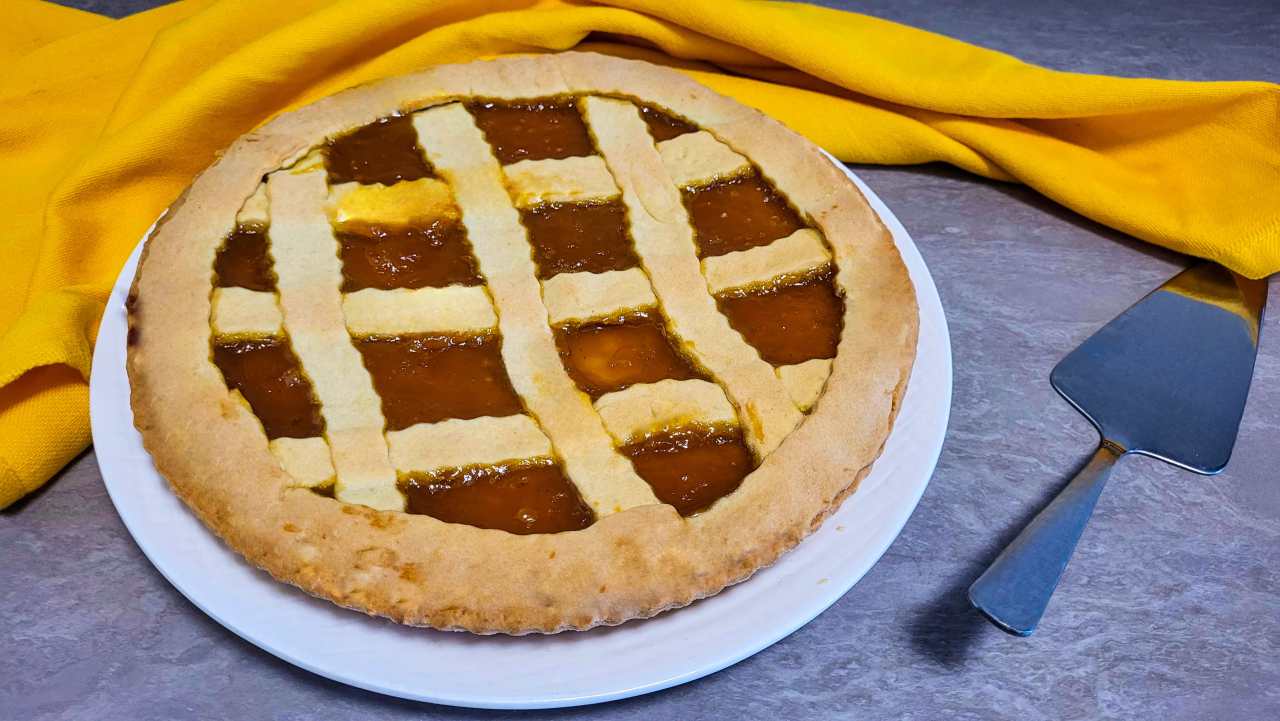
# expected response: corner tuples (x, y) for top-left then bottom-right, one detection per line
(127, 52), (918, 634)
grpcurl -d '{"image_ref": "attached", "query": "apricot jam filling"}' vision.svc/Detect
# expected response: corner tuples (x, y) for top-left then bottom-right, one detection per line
(324, 115), (434, 186)
(336, 220), (483, 291)
(212, 338), (325, 439)
(214, 224), (276, 291)
(637, 104), (697, 142)
(554, 311), (703, 398)
(622, 425), (754, 517)
(467, 99), (595, 164)
(400, 458), (594, 534)
(210, 100), (837, 527)
(356, 333), (523, 430)
(521, 200), (639, 279)
(717, 268), (843, 366)
(684, 171), (806, 258)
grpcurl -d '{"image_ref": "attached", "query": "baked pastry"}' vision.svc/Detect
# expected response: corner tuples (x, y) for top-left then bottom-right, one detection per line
(127, 52), (918, 634)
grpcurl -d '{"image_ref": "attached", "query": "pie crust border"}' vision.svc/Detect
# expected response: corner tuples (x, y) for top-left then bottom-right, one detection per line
(126, 52), (919, 635)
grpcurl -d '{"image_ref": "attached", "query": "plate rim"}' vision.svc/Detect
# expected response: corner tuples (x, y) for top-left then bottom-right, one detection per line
(89, 161), (951, 709)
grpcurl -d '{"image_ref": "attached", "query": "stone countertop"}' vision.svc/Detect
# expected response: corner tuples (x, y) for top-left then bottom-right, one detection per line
(6, 1), (1278, 719)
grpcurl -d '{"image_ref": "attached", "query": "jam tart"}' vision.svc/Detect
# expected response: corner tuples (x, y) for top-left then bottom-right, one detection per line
(127, 53), (918, 634)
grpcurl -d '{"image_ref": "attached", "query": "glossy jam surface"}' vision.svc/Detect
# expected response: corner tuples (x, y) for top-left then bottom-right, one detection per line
(685, 172), (806, 258)
(211, 99), (843, 528)
(214, 224), (275, 291)
(337, 220), (482, 291)
(638, 104), (697, 142)
(468, 99), (595, 164)
(555, 312), (702, 398)
(718, 269), (843, 366)
(324, 115), (433, 186)
(622, 425), (753, 516)
(213, 339), (325, 439)
(521, 200), (639, 279)
(357, 333), (523, 430)
(401, 459), (594, 534)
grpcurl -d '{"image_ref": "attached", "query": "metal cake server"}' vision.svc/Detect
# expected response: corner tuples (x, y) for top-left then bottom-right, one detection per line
(969, 263), (1267, 636)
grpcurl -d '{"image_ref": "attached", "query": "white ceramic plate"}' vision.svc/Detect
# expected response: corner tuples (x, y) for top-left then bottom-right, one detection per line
(91, 161), (951, 709)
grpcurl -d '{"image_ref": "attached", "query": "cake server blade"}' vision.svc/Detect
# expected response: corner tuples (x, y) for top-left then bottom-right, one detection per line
(968, 262), (1266, 636)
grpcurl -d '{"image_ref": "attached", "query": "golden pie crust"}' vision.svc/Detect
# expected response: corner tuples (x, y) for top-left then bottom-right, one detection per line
(127, 53), (918, 634)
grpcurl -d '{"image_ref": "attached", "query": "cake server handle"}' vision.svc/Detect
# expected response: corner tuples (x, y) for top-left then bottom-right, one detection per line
(967, 441), (1123, 636)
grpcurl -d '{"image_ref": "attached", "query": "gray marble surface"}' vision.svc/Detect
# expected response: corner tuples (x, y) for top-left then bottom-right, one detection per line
(8, 1), (1279, 719)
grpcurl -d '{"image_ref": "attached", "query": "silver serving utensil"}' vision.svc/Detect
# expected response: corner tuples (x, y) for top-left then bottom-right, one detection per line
(968, 263), (1266, 636)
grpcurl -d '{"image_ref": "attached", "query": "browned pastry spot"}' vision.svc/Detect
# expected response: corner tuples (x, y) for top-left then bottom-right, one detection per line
(717, 268), (844, 366)
(554, 311), (702, 398)
(637, 103), (697, 142)
(336, 220), (482, 291)
(212, 338), (325, 439)
(622, 425), (754, 516)
(214, 224), (275, 291)
(684, 172), (806, 258)
(356, 333), (523, 430)
(401, 459), (594, 534)
(324, 115), (434, 186)
(467, 98), (595, 164)
(521, 200), (639, 279)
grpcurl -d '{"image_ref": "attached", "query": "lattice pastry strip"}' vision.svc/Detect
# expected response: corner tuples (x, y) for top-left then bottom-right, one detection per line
(594, 379), (737, 446)
(656, 130), (751, 188)
(342, 286), (497, 336)
(237, 183), (270, 225)
(777, 358), (833, 412)
(541, 268), (657, 325)
(328, 177), (459, 228)
(582, 96), (804, 456)
(211, 287), (282, 337)
(266, 169), (403, 511)
(411, 103), (659, 515)
(702, 228), (831, 293)
(269, 436), (335, 488)
(387, 415), (552, 473)
(504, 155), (620, 208)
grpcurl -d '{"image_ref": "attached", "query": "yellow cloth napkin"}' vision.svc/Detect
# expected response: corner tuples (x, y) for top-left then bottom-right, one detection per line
(2, 0), (1277, 508)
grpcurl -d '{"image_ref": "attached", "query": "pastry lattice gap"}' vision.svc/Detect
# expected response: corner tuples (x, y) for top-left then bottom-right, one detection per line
(207, 95), (844, 534)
